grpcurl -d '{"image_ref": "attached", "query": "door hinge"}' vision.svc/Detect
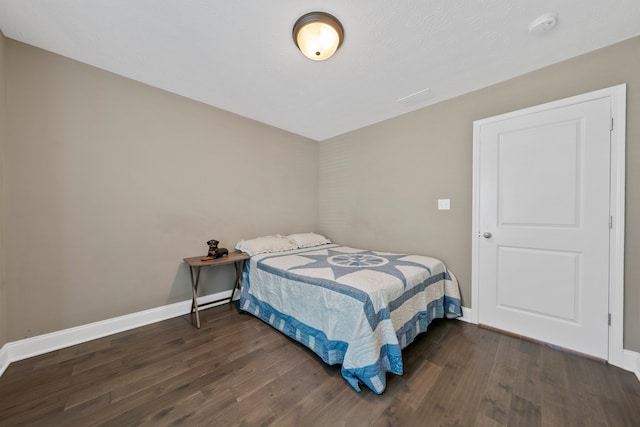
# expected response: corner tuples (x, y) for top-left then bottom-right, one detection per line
(610, 216), (613, 229)
(610, 117), (614, 131)
(608, 313), (612, 326)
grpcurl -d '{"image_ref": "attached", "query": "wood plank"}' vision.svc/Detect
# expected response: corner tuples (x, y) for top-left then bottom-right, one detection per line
(474, 333), (521, 426)
(539, 342), (571, 427)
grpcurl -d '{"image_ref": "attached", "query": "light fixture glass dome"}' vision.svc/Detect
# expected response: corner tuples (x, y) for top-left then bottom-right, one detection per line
(293, 12), (344, 61)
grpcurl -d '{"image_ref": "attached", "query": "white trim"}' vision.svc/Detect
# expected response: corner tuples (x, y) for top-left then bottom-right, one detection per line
(471, 84), (626, 367)
(607, 84), (626, 368)
(0, 343), (9, 377)
(0, 290), (232, 375)
(458, 306), (475, 324)
(470, 120), (481, 325)
(622, 350), (640, 382)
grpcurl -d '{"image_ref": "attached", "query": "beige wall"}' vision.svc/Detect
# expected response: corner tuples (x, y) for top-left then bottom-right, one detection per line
(0, 31), (6, 348)
(319, 36), (640, 352)
(4, 40), (318, 340)
(3, 34), (639, 353)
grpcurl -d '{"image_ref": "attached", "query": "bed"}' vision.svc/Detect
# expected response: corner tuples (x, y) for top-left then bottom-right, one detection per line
(236, 234), (462, 394)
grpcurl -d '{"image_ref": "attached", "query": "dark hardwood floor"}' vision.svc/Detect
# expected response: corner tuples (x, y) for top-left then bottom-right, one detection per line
(1, 304), (639, 426)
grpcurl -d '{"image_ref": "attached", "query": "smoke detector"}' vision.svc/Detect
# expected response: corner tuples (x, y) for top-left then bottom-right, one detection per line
(529, 13), (558, 34)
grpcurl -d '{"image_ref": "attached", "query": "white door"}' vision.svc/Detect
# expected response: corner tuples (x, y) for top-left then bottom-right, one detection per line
(475, 95), (612, 359)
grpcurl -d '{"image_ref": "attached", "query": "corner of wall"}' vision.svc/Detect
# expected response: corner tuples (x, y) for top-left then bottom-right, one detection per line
(0, 29), (7, 348)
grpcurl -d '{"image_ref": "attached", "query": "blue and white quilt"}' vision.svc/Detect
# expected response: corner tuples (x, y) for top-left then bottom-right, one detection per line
(239, 244), (462, 394)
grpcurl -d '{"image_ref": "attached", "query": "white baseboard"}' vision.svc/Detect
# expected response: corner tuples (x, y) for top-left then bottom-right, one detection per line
(458, 306), (475, 323)
(0, 343), (9, 377)
(623, 349), (640, 382)
(0, 290), (232, 377)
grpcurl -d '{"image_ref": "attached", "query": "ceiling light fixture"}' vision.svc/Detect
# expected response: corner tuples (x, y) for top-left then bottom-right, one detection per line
(293, 11), (344, 61)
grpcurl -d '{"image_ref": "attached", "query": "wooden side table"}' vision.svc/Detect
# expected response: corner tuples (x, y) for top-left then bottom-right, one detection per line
(183, 252), (250, 328)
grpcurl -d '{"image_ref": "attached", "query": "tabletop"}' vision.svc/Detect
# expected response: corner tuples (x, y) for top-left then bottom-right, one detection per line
(183, 251), (249, 268)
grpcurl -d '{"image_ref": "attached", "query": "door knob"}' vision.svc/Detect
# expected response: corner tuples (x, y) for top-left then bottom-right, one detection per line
(483, 232), (492, 239)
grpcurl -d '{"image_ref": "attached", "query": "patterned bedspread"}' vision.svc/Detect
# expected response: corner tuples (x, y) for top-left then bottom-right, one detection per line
(239, 244), (462, 394)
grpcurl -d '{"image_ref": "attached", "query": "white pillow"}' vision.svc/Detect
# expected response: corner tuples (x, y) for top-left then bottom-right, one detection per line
(287, 232), (332, 248)
(235, 234), (297, 256)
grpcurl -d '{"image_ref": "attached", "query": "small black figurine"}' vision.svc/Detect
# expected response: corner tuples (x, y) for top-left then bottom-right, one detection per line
(207, 239), (229, 259)
(207, 239), (219, 255)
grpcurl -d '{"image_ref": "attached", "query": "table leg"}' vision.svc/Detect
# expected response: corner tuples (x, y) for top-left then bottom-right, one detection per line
(189, 265), (202, 329)
(229, 260), (245, 305)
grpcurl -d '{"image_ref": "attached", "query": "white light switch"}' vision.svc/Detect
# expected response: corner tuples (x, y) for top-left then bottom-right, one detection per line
(438, 199), (451, 210)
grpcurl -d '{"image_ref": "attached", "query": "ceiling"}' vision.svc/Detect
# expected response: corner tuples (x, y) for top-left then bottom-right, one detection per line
(0, 1), (638, 141)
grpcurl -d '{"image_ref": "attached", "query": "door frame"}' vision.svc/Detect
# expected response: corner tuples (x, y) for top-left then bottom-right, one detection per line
(471, 84), (626, 368)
